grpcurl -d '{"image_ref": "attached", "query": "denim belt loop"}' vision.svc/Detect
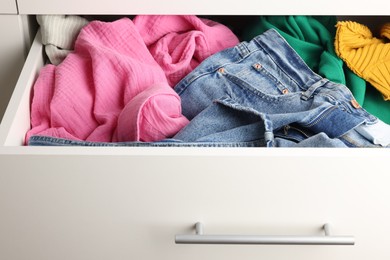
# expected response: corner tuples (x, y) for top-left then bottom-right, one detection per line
(264, 131), (274, 141)
(236, 41), (251, 59)
(301, 78), (329, 101)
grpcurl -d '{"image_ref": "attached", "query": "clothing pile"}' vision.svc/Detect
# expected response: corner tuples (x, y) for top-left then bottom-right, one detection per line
(27, 15), (390, 147)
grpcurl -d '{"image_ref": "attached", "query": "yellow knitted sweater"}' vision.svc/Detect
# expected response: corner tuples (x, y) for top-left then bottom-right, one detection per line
(335, 21), (390, 100)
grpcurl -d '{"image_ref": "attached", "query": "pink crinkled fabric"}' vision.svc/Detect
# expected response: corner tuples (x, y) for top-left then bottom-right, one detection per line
(26, 16), (239, 143)
(133, 15), (239, 86)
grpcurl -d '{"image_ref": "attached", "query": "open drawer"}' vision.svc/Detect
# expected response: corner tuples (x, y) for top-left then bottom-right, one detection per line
(1, 14), (390, 260)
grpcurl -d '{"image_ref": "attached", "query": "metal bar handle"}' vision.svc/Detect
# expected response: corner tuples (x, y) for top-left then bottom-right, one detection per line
(175, 222), (355, 245)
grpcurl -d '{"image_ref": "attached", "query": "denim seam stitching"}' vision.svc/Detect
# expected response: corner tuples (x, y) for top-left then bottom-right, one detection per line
(222, 71), (282, 103)
(175, 61), (241, 96)
(28, 135), (267, 147)
(303, 106), (337, 128)
(254, 38), (302, 90)
(176, 49), (263, 96)
(252, 64), (289, 94)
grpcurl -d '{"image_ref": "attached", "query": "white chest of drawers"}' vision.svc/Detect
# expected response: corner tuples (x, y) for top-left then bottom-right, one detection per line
(1, 1), (390, 259)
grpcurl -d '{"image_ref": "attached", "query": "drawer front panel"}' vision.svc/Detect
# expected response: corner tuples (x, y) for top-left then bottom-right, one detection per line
(1, 153), (389, 259)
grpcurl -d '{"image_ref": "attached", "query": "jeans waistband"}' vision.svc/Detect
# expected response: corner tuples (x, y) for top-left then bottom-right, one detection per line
(27, 135), (266, 147)
(175, 29), (376, 123)
(176, 29), (324, 94)
(246, 29), (375, 122)
(237, 29), (324, 91)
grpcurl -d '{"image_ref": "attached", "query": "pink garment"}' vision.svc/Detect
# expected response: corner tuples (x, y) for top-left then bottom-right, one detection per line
(27, 16), (239, 143)
(134, 15), (240, 86)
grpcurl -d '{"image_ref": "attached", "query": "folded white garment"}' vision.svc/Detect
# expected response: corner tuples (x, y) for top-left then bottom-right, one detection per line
(356, 119), (390, 146)
(36, 15), (89, 65)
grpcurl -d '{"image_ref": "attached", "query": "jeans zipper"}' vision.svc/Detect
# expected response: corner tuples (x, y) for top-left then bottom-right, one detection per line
(284, 125), (310, 138)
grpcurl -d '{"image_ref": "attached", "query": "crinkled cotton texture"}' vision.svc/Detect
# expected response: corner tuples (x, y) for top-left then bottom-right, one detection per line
(133, 15), (239, 86)
(335, 21), (390, 100)
(26, 16), (239, 144)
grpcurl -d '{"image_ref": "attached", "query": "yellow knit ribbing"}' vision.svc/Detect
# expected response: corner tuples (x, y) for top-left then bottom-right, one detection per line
(380, 23), (390, 40)
(335, 21), (390, 100)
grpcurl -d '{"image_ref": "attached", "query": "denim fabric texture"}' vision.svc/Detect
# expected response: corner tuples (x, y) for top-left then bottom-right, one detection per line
(173, 28), (381, 147)
(28, 29), (387, 147)
(28, 133), (347, 147)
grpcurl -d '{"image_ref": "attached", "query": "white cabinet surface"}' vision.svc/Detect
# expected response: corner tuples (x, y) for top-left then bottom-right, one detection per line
(1, 1), (390, 259)
(0, 0), (17, 14)
(0, 15), (30, 124)
(1, 149), (390, 260)
(15, 0), (390, 15)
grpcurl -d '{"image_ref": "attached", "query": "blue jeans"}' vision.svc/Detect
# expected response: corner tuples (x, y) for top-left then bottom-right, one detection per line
(28, 29), (384, 147)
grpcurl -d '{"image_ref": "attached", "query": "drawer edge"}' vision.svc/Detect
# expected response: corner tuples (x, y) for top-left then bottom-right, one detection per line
(0, 30), (44, 146)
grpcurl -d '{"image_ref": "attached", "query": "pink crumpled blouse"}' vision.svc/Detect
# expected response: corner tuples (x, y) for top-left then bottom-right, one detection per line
(26, 16), (239, 143)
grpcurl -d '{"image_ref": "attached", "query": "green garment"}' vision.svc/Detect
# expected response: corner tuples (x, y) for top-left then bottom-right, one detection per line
(242, 16), (390, 124)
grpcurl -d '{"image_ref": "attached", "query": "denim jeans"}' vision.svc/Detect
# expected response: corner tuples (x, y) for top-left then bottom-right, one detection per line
(173, 28), (385, 147)
(28, 29), (387, 147)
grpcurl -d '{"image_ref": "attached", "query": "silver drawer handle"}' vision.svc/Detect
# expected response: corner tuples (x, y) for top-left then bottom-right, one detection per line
(175, 222), (355, 245)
